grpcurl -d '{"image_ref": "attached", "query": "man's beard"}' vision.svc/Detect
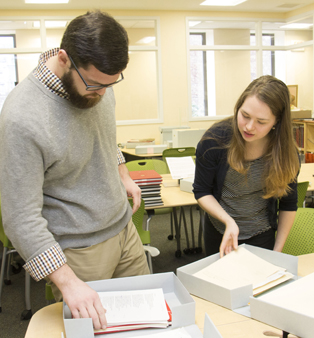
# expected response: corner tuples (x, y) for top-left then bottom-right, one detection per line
(61, 71), (102, 109)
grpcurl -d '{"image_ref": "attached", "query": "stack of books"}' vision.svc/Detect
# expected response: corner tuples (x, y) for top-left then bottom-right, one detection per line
(129, 170), (163, 207)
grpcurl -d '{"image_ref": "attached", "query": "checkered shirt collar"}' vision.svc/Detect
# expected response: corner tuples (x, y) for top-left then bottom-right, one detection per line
(33, 48), (69, 99)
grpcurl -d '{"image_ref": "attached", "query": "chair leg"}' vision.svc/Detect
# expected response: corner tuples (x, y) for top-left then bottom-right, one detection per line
(196, 208), (204, 253)
(20, 271), (32, 320)
(180, 207), (191, 255)
(0, 246), (8, 313)
(172, 207), (181, 258)
(168, 212), (174, 240)
(145, 210), (154, 232)
(146, 251), (153, 274)
(6, 253), (11, 283)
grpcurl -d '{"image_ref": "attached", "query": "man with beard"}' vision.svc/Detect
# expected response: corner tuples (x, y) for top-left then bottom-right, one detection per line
(0, 11), (149, 330)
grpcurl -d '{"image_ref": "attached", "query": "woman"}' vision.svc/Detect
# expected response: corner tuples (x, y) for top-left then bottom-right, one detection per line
(193, 75), (300, 258)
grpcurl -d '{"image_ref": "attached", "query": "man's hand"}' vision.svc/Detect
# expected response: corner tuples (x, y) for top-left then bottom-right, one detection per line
(219, 220), (239, 258)
(49, 265), (107, 330)
(119, 163), (141, 213)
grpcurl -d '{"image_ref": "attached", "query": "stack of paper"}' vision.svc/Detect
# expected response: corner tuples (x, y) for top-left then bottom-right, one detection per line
(193, 247), (293, 296)
(94, 288), (172, 334)
(129, 170), (163, 207)
(165, 157), (195, 180)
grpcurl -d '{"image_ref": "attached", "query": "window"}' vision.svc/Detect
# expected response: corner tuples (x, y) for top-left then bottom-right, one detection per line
(190, 33), (208, 117)
(0, 17), (163, 124)
(250, 33), (275, 80)
(0, 35), (18, 111)
(187, 16), (313, 120)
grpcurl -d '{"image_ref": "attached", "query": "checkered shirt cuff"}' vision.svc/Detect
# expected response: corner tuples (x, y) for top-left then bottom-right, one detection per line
(23, 243), (67, 281)
(117, 147), (126, 165)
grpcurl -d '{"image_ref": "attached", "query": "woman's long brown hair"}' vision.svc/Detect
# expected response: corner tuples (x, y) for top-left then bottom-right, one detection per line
(202, 75), (299, 199)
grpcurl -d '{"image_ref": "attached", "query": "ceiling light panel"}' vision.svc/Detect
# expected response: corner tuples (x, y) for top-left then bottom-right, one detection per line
(25, 0), (69, 4)
(200, 0), (247, 6)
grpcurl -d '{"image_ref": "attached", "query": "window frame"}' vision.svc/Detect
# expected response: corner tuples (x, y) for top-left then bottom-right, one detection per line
(0, 15), (163, 125)
(186, 14), (314, 122)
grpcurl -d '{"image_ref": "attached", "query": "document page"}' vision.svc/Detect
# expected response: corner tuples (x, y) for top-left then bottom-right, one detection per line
(97, 288), (170, 326)
(165, 157), (195, 179)
(193, 247), (292, 294)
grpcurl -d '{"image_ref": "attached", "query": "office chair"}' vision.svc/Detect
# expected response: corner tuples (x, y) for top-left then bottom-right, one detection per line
(125, 159), (174, 235)
(162, 147), (202, 257)
(0, 202), (32, 319)
(297, 181), (309, 208)
(162, 147), (196, 160)
(129, 198), (160, 273)
(45, 283), (55, 305)
(282, 207), (314, 256)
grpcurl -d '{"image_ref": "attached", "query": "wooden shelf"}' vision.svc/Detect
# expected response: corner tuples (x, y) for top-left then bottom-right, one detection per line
(292, 119), (314, 153)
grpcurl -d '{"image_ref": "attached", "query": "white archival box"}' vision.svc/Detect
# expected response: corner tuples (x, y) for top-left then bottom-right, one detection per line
(250, 272), (314, 337)
(176, 244), (298, 313)
(172, 129), (206, 148)
(126, 141), (155, 149)
(63, 272), (202, 338)
(180, 177), (194, 193)
(159, 126), (190, 145)
(135, 144), (167, 155)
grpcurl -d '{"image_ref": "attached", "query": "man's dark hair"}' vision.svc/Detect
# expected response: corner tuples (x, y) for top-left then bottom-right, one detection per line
(60, 11), (129, 75)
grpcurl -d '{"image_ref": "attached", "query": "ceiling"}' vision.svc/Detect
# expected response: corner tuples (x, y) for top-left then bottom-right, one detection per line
(2, 0), (314, 13)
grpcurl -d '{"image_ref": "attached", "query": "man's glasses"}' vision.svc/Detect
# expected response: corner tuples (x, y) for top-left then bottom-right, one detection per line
(68, 55), (124, 91)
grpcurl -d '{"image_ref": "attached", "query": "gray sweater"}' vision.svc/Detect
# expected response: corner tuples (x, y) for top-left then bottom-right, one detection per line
(0, 73), (132, 262)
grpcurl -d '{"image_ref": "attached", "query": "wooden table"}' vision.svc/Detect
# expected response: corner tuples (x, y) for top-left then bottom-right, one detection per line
(146, 179), (200, 257)
(25, 253), (314, 338)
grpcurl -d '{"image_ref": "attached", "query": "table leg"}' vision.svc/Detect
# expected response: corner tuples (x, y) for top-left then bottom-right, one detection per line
(172, 207), (182, 258)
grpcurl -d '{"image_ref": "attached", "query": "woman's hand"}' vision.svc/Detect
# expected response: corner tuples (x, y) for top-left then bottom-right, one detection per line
(219, 220), (239, 258)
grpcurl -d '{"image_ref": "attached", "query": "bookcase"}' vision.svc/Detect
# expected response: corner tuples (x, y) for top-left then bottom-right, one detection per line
(292, 120), (314, 153)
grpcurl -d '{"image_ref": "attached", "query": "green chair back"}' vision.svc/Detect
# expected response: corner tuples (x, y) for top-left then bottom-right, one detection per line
(126, 159), (169, 174)
(129, 198), (150, 245)
(282, 208), (314, 256)
(0, 201), (12, 249)
(162, 147), (196, 160)
(45, 283), (55, 303)
(297, 181), (309, 208)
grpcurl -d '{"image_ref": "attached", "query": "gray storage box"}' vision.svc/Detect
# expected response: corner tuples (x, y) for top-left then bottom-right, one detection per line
(160, 126), (190, 144)
(63, 272), (196, 338)
(126, 141), (155, 149)
(180, 177), (194, 193)
(172, 129), (206, 148)
(250, 272), (314, 337)
(177, 244), (298, 311)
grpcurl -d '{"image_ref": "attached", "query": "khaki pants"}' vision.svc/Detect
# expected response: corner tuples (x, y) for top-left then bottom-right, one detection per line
(47, 219), (150, 301)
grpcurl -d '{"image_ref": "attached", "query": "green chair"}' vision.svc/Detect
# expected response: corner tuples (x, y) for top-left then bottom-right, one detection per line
(129, 198), (159, 273)
(0, 202), (32, 319)
(125, 159), (169, 174)
(45, 283), (55, 305)
(282, 208), (314, 256)
(297, 181), (309, 208)
(126, 157), (177, 240)
(125, 159), (174, 236)
(162, 147), (196, 162)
